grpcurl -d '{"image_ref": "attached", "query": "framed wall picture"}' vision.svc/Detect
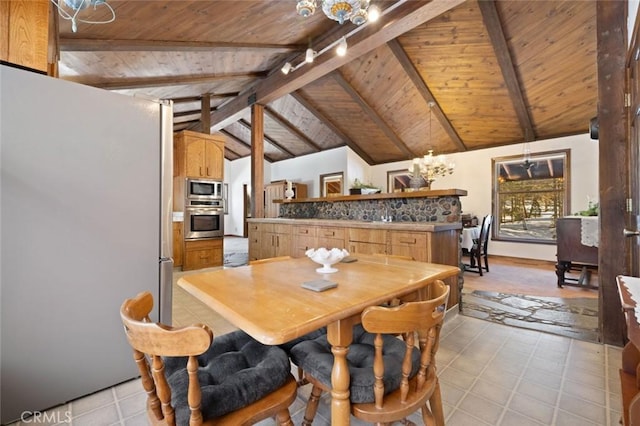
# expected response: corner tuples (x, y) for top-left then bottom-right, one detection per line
(320, 172), (344, 197)
(387, 169), (411, 193)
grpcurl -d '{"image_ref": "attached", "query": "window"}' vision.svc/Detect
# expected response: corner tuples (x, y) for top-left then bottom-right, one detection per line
(492, 149), (570, 243)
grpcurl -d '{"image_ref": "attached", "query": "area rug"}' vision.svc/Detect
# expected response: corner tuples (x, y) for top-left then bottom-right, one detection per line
(460, 290), (600, 343)
(223, 252), (249, 268)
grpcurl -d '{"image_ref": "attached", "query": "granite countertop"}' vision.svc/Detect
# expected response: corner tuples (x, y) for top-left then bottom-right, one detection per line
(246, 217), (461, 232)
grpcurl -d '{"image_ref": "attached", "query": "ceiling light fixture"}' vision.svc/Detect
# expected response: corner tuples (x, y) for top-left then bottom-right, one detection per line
(51, 0), (115, 33)
(281, 62), (293, 75)
(281, 1), (405, 76)
(408, 102), (455, 190)
(296, 0), (380, 25)
(336, 37), (348, 56)
(305, 48), (316, 63)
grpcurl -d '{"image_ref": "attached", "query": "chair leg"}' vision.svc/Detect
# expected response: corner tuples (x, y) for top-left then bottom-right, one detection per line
(275, 408), (294, 426)
(302, 385), (322, 426)
(476, 250), (483, 276)
(484, 253), (489, 272)
(428, 381), (445, 426)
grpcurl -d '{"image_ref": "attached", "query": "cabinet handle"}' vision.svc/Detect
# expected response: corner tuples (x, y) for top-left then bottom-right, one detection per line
(276, 236), (280, 247)
(199, 166), (203, 175)
(324, 231), (335, 236)
(206, 166), (210, 176)
(300, 229), (308, 234)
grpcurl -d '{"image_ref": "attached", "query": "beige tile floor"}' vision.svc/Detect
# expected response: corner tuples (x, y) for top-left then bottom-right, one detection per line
(8, 238), (624, 426)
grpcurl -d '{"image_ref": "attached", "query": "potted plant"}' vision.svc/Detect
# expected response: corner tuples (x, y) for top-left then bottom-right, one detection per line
(349, 179), (381, 195)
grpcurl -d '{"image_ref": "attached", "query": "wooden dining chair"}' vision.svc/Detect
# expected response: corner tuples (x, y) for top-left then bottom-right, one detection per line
(120, 291), (297, 426)
(290, 280), (450, 426)
(464, 214), (492, 276)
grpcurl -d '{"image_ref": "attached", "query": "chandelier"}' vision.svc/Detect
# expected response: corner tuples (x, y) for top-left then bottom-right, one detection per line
(296, 0), (380, 25)
(407, 102), (455, 190)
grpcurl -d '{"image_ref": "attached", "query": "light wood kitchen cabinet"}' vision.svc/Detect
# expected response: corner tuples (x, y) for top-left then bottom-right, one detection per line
(173, 222), (184, 267)
(1, 0), (50, 73)
(261, 224), (291, 258)
(317, 226), (346, 250)
(183, 238), (223, 271)
(247, 219), (461, 308)
(388, 230), (427, 261)
(348, 228), (387, 255)
(174, 130), (225, 180)
(264, 182), (307, 218)
(292, 225), (318, 257)
(248, 223), (262, 261)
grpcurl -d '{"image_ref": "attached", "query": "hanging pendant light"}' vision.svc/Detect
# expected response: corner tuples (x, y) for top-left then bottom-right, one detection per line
(296, 0), (380, 26)
(408, 101), (455, 190)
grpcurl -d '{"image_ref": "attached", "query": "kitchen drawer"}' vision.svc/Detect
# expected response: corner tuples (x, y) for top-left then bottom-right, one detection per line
(317, 227), (345, 239)
(183, 238), (223, 270)
(293, 225), (317, 237)
(348, 228), (387, 244)
(389, 231), (427, 247)
(262, 223), (291, 234)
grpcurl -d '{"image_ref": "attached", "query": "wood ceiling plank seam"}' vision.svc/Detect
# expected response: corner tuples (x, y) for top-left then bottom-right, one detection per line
(290, 91), (375, 165)
(477, 0), (534, 142)
(264, 106), (322, 152)
(386, 38), (467, 152)
(238, 118), (295, 158)
(331, 70), (416, 159)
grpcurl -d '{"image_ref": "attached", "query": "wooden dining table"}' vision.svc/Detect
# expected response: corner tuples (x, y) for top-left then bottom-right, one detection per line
(177, 254), (460, 425)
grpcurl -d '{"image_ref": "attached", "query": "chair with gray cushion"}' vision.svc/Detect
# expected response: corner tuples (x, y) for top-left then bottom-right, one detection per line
(290, 280), (450, 426)
(120, 291), (297, 426)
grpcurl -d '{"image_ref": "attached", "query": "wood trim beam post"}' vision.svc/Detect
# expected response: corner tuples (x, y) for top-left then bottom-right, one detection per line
(219, 128), (276, 163)
(209, 0), (466, 132)
(201, 94), (211, 134)
(478, 0), (535, 142)
(73, 72), (266, 90)
(238, 119), (295, 158)
(264, 106), (322, 152)
(387, 39), (467, 152)
(290, 92), (375, 164)
(597, 0), (627, 345)
(251, 104), (265, 219)
(332, 71), (416, 158)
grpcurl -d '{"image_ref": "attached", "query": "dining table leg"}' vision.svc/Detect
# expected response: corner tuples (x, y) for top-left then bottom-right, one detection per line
(327, 319), (355, 425)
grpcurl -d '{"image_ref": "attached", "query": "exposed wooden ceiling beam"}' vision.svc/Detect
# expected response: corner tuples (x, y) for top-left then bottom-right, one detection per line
(387, 39), (467, 152)
(171, 93), (239, 103)
(290, 92), (375, 165)
(71, 72), (266, 90)
(332, 71), (416, 159)
(209, 0), (466, 131)
(478, 0), (535, 142)
(59, 38), (305, 52)
(238, 119), (295, 158)
(264, 106), (322, 152)
(219, 128), (277, 163)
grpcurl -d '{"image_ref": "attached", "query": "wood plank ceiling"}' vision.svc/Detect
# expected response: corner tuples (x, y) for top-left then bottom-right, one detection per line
(56, 0), (597, 165)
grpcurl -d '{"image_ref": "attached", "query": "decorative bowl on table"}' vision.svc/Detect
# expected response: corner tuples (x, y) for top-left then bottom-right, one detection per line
(305, 247), (349, 274)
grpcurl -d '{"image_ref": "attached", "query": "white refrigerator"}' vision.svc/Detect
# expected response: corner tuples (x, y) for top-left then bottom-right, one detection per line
(0, 64), (173, 424)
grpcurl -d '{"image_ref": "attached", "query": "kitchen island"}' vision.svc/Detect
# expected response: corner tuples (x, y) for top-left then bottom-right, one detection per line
(249, 189), (466, 308)
(248, 217), (461, 308)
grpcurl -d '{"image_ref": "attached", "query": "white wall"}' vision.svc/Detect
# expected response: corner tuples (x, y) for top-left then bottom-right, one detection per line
(224, 133), (599, 262)
(370, 133), (599, 261)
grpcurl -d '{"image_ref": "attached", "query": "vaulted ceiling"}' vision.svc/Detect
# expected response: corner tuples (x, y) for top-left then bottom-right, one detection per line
(56, 0), (597, 165)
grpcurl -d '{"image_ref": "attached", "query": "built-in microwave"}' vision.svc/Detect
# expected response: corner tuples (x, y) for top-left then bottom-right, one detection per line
(186, 178), (223, 200)
(184, 207), (224, 239)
